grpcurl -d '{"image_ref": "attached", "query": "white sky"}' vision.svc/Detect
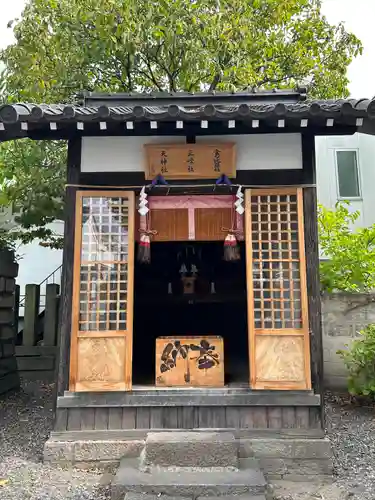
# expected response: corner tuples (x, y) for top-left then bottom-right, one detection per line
(0, 0), (374, 98)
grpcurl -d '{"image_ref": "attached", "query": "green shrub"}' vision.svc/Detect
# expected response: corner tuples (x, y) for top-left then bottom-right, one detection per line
(318, 201), (375, 293)
(338, 324), (375, 397)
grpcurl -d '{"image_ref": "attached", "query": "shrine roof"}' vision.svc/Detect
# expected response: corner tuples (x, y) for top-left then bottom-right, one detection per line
(1, 88), (375, 142)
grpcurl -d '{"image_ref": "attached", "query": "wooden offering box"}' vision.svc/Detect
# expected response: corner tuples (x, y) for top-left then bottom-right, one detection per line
(156, 336), (224, 387)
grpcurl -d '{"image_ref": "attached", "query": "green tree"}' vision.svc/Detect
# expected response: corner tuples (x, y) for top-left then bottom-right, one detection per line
(318, 202), (375, 293)
(3, 0), (362, 100)
(0, 0), (363, 246)
(0, 139), (66, 248)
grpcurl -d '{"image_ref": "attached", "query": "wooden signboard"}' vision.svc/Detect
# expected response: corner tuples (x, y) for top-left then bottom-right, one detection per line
(144, 143), (236, 180)
(156, 336), (224, 387)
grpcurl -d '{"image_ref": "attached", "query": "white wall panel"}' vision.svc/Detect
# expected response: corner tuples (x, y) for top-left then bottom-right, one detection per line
(196, 134), (302, 170)
(81, 133), (303, 173)
(81, 136), (186, 172)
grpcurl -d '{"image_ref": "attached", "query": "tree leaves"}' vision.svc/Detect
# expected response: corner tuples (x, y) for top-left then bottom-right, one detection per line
(338, 324), (375, 397)
(0, 139), (66, 248)
(1, 0), (362, 100)
(318, 202), (375, 293)
(0, 0), (363, 246)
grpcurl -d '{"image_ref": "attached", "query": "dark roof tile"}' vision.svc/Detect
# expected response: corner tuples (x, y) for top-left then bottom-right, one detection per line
(0, 100), (369, 123)
(1, 91), (375, 140)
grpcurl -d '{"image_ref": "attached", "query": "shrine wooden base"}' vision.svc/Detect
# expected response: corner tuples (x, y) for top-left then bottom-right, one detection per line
(53, 388), (322, 434)
(155, 336), (224, 387)
(47, 388), (328, 476)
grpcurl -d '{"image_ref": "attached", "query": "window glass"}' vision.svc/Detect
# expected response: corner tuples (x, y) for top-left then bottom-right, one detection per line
(336, 150), (360, 198)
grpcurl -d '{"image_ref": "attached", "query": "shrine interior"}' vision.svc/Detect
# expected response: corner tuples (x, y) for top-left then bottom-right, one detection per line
(133, 241), (249, 386)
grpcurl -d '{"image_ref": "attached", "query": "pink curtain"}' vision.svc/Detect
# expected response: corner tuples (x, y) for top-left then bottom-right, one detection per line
(140, 195), (244, 240)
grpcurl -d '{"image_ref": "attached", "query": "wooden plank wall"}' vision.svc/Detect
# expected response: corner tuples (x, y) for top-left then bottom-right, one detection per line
(151, 209), (189, 241)
(54, 405), (321, 431)
(149, 207), (233, 242)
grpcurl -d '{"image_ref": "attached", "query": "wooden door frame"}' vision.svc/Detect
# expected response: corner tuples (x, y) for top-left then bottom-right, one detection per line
(245, 188), (312, 390)
(69, 190), (135, 391)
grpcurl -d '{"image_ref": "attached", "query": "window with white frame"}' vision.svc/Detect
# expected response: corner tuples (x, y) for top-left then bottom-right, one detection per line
(335, 150), (361, 198)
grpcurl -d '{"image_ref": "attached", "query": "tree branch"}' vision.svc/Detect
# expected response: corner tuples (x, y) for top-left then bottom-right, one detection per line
(253, 74), (298, 89)
(126, 53), (133, 91)
(209, 73), (222, 91)
(137, 56), (164, 91)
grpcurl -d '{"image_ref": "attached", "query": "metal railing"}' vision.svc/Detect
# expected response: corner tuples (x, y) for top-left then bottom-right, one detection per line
(18, 264), (62, 316)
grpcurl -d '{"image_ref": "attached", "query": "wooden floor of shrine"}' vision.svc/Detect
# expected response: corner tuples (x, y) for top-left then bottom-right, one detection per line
(54, 386), (323, 434)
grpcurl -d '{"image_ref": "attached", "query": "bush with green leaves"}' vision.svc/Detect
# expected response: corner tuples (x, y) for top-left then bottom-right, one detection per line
(318, 201), (375, 293)
(319, 202), (375, 395)
(338, 324), (375, 397)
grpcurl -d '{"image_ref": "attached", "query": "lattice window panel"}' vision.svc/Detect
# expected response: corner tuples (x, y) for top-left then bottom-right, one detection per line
(250, 193), (302, 330)
(79, 196), (130, 332)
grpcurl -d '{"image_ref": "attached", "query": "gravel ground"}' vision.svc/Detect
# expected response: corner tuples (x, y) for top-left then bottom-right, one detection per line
(325, 392), (375, 499)
(272, 392), (375, 500)
(0, 379), (110, 500)
(1, 381), (375, 499)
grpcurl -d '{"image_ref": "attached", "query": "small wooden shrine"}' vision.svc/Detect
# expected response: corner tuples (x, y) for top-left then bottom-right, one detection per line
(1, 89), (375, 462)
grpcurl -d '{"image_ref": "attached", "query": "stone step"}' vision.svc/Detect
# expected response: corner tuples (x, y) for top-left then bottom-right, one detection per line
(197, 497), (267, 500)
(124, 494), (267, 500)
(141, 431), (238, 469)
(124, 495), (191, 500)
(111, 458), (267, 500)
(198, 497), (267, 500)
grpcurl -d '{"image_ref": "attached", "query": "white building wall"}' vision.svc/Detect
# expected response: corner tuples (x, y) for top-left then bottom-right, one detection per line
(16, 221), (64, 299)
(315, 133), (375, 227)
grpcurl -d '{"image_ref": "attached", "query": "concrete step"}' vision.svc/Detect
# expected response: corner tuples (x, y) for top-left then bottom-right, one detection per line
(111, 458), (267, 500)
(198, 496), (267, 500)
(141, 432), (238, 469)
(124, 494), (267, 500)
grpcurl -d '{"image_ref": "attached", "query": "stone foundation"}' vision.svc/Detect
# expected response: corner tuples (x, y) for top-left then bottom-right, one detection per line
(240, 438), (332, 481)
(0, 252), (19, 395)
(322, 292), (375, 389)
(44, 431), (332, 482)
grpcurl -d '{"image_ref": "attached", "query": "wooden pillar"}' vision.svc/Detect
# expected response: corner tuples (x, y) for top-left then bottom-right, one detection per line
(303, 187), (324, 396)
(301, 134), (324, 423)
(56, 137), (81, 396)
(301, 134), (316, 185)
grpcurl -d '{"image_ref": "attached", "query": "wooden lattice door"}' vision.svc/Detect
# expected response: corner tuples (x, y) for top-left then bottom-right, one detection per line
(245, 188), (311, 390)
(69, 191), (135, 391)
